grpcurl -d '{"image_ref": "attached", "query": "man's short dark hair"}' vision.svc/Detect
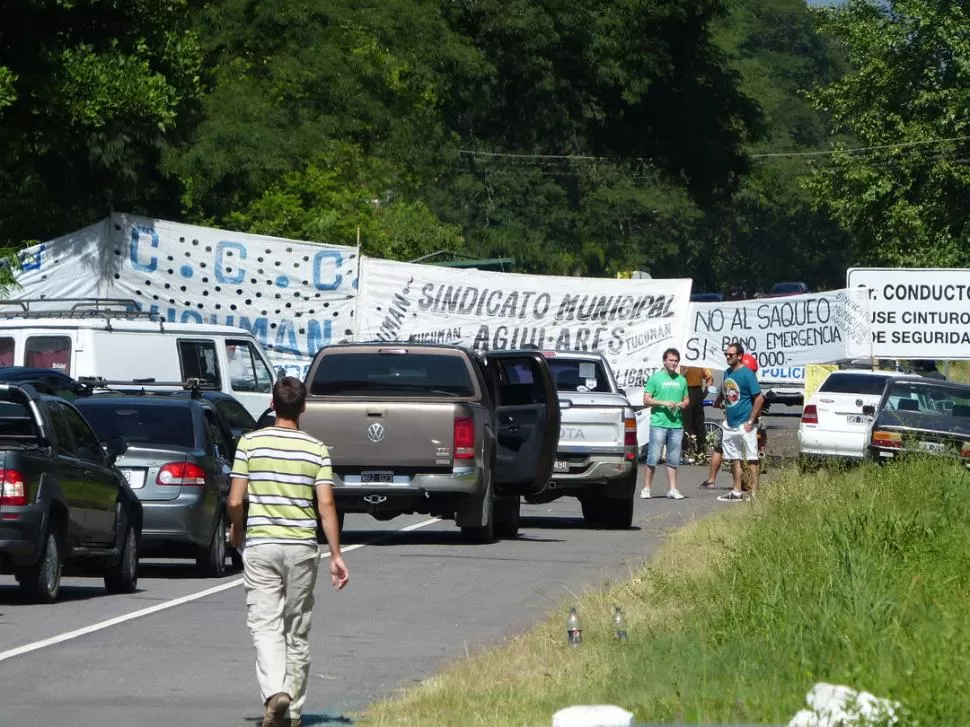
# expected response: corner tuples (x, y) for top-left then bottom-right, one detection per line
(273, 376), (306, 419)
(727, 342), (745, 355)
(663, 347), (681, 361)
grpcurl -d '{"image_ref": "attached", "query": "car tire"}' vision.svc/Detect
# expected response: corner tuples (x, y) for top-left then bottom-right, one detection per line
(197, 513), (227, 578)
(602, 496), (634, 530)
(18, 530), (62, 604)
(105, 522), (138, 594)
(494, 496), (521, 539)
(580, 496), (604, 528)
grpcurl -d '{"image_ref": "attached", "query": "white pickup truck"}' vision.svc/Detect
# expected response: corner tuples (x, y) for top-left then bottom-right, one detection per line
(520, 351), (638, 529)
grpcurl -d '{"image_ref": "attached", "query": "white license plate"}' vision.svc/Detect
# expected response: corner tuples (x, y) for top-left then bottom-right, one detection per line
(360, 470), (394, 484)
(918, 441), (944, 453)
(120, 469), (146, 489)
(553, 460), (569, 473)
(847, 415), (870, 424)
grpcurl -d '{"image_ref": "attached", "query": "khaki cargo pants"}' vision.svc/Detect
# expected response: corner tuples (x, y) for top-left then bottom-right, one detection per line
(244, 543), (320, 720)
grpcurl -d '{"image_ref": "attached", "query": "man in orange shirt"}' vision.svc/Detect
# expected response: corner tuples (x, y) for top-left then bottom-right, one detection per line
(679, 365), (713, 462)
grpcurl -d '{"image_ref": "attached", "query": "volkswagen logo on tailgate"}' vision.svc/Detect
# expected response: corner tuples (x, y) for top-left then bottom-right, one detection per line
(366, 422), (385, 443)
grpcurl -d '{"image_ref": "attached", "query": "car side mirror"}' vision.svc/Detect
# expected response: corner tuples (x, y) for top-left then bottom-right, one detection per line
(862, 405), (875, 416)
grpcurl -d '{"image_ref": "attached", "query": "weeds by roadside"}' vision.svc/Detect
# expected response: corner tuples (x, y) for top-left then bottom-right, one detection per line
(359, 459), (970, 726)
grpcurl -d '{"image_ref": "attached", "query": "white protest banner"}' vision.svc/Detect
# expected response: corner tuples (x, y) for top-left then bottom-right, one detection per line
(13, 213), (362, 377)
(685, 289), (871, 370)
(12, 219), (111, 300)
(356, 256), (692, 391)
(846, 268), (970, 359)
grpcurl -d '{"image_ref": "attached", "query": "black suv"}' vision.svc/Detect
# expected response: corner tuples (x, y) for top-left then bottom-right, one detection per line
(0, 383), (141, 602)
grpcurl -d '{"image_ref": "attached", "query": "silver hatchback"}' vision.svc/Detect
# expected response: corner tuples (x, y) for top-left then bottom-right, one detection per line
(73, 396), (235, 577)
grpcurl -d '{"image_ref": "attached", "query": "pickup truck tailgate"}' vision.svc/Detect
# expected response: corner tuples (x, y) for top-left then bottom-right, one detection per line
(302, 401), (463, 468)
(558, 394), (626, 452)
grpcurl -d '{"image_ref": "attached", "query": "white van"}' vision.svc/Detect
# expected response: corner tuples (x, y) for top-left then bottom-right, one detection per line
(0, 298), (275, 418)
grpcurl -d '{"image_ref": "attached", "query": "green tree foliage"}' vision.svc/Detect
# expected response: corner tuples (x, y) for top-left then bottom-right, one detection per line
(807, 0), (970, 267)
(0, 0), (202, 248)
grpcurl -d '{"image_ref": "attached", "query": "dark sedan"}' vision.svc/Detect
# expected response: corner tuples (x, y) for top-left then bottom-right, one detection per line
(866, 379), (970, 466)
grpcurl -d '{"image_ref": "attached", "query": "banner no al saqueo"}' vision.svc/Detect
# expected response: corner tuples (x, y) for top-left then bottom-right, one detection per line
(356, 257), (692, 389)
(684, 289), (871, 370)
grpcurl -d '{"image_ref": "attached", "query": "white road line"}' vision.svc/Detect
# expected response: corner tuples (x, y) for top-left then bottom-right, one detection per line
(0, 517), (441, 663)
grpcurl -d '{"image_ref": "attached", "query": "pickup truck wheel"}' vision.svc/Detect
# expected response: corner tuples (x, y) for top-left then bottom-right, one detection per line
(494, 496), (520, 539)
(196, 513), (227, 578)
(580, 496), (605, 528)
(18, 530), (62, 603)
(602, 496), (635, 530)
(105, 524), (139, 594)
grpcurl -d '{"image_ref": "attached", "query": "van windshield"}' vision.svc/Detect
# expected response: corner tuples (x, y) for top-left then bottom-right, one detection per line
(310, 353), (474, 396)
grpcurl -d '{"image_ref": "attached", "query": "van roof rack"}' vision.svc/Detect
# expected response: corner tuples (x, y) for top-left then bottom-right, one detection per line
(77, 376), (217, 398)
(0, 298), (159, 321)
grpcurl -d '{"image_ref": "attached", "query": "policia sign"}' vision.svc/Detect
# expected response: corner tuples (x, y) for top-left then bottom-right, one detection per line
(847, 268), (970, 359)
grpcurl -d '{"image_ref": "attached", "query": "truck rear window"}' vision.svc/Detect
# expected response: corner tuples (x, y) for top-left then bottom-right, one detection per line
(0, 394), (39, 441)
(310, 353), (474, 396)
(75, 403), (195, 448)
(549, 360), (611, 393)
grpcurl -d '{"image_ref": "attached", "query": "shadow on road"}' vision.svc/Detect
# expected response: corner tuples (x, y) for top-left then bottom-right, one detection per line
(0, 583), (110, 605)
(342, 529), (564, 547)
(243, 714), (353, 725)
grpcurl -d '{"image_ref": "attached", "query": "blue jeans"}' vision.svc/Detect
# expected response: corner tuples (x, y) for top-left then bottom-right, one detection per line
(646, 426), (684, 468)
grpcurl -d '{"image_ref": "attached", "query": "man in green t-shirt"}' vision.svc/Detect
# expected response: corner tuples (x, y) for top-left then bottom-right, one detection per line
(641, 347), (689, 500)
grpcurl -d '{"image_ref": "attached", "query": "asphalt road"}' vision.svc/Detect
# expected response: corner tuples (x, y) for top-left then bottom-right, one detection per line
(0, 466), (749, 727)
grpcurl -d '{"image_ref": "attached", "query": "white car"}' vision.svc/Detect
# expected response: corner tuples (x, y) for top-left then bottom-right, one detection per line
(798, 369), (921, 461)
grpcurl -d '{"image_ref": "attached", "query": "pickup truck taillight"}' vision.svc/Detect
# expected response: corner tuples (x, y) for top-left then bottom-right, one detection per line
(454, 417), (475, 460)
(801, 405), (818, 425)
(157, 462), (207, 486)
(0, 469), (27, 506)
(624, 416), (637, 447)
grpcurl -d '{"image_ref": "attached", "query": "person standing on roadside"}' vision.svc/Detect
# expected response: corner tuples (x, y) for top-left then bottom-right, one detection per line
(641, 348), (689, 500)
(228, 377), (350, 727)
(715, 343), (765, 502)
(679, 365), (713, 463)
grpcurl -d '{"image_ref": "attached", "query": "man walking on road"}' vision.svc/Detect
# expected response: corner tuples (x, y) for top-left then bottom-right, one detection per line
(641, 348), (689, 500)
(228, 377), (350, 727)
(715, 343), (765, 502)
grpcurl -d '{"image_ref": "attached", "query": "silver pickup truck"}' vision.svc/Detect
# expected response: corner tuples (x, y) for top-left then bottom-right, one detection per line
(298, 343), (560, 542)
(516, 351), (638, 529)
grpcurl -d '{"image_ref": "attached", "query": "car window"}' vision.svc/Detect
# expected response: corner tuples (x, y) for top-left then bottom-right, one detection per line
(46, 402), (77, 456)
(204, 410), (233, 460)
(226, 339), (273, 393)
(0, 337), (14, 367)
(311, 353), (474, 396)
(178, 339), (222, 388)
(819, 373), (890, 396)
(547, 360), (611, 393)
(213, 397), (256, 432)
(76, 403), (196, 448)
(25, 335), (72, 374)
(58, 404), (105, 464)
(885, 382), (970, 417)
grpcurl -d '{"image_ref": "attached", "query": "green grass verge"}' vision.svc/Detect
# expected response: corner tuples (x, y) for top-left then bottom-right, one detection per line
(358, 459), (970, 726)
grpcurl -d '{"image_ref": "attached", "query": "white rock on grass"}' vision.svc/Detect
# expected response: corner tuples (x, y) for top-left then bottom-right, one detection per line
(552, 704), (634, 727)
(789, 682), (902, 726)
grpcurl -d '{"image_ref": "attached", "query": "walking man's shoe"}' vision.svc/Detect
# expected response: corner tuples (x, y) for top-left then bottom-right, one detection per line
(262, 693), (292, 727)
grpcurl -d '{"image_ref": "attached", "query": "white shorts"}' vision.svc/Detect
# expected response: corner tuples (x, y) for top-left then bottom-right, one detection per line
(721, 424), (759, 462)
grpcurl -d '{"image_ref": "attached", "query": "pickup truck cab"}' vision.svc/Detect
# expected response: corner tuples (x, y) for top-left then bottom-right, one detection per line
(0, 383), (142, 601)
(519, 351), (637, 528)
(297, 343), (560, 542)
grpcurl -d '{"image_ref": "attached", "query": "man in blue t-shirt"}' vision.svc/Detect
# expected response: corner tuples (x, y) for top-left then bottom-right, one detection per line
(715, 342), (765, 502)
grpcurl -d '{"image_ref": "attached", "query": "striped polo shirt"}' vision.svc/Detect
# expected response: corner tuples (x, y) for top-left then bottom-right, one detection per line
(230, 426), (334, 547)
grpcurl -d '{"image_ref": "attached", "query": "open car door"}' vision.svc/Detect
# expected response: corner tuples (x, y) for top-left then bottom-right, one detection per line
(484, 351), (560, 496)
